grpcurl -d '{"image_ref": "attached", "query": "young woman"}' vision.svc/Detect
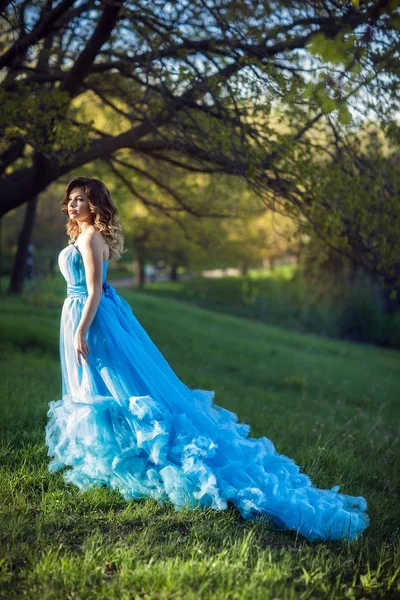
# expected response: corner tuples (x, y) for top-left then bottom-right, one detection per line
(45, 176), (370, 542)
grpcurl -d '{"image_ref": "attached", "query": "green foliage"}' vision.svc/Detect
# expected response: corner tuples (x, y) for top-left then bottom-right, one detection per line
(1, 0), (400, 297)
(307, 30), (361, 67)
(274, 126), (400, 295)
(142, 268), (400, 349)
(81, 153), (289, 273)
(0, 83), (92, 162)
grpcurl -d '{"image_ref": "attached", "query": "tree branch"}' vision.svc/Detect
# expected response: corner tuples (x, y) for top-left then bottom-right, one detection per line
(59, 0), (124, 97)
(0, 0), (75, 70)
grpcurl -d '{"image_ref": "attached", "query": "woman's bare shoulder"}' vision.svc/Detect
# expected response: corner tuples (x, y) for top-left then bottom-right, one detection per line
(77, 230), (106, 253)
(86, 229), (109, 260)
(79, 229), (104, 245)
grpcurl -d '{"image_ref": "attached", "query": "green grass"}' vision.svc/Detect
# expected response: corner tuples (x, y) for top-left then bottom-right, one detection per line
(140, 272), (400, 349)
(0, 282), (399, 599)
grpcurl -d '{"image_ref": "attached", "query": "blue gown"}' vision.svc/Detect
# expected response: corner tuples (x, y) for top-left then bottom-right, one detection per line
(45, 242), (370, 542)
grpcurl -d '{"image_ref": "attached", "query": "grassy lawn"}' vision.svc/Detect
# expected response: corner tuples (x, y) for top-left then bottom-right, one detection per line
(0, 282), (399, 599)
(139, 272), (400, 349)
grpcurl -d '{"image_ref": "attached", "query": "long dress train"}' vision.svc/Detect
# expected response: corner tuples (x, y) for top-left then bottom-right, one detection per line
(44, 242), (370, 542)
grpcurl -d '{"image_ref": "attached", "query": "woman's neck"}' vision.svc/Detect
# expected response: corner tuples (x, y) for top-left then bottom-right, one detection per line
(78, 223), (95, 235)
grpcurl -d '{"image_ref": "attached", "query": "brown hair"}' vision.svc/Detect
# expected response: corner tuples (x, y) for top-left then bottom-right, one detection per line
(61, 176), (125, 261)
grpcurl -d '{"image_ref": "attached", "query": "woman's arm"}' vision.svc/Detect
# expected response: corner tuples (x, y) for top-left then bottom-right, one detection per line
(74, 234), (104, 365)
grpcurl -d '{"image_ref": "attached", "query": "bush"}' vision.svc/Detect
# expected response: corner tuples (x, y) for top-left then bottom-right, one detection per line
(143, 268), (400, 349)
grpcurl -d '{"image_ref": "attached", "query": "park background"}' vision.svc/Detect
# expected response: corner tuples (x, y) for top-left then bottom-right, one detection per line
(0, 1), (399, 598)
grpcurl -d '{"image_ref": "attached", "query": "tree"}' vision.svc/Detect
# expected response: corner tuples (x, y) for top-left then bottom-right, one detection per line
(76, 151), (273, 284)
(1, 0), (399, 292)
(291, 125), (400, 307)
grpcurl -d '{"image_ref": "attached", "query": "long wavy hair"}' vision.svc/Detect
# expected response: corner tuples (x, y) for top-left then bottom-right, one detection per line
(61, 176), (125, 261)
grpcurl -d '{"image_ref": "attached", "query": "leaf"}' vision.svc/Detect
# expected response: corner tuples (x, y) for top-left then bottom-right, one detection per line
(338, 104), (352, 125)
(308, 32), (351, 65)
(321, 97), (338, 114)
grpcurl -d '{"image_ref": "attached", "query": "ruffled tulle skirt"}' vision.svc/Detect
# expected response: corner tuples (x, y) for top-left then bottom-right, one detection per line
(45, 282), (370, 542)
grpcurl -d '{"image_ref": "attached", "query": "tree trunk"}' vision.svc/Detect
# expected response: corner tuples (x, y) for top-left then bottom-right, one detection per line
(7, 195), (38, 295)
(241, 260), (249, 276)
(381, 283), (400, 314)
(0, 217), (2, 295)
(134, 249), (145, 287)
(170, 262), (179, 281)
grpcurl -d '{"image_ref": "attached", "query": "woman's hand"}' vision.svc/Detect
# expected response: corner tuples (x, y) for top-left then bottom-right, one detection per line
(74, 328), (90, 366)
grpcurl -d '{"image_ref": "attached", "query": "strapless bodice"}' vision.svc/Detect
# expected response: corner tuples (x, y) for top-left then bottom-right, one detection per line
(58, 243), (108, 298)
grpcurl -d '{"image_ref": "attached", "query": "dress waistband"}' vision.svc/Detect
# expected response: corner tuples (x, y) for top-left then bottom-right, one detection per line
(67, 281), (110, 298)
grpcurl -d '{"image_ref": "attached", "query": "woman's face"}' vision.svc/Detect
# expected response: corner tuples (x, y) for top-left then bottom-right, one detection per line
(67, 187), (93, 224)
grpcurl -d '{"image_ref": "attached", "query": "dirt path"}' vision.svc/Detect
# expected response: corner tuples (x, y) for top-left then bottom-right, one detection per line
(109, 277), (137, 288)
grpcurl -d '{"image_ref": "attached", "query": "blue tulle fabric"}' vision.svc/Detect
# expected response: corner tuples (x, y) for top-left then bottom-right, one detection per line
(45, 243), (370, 542)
